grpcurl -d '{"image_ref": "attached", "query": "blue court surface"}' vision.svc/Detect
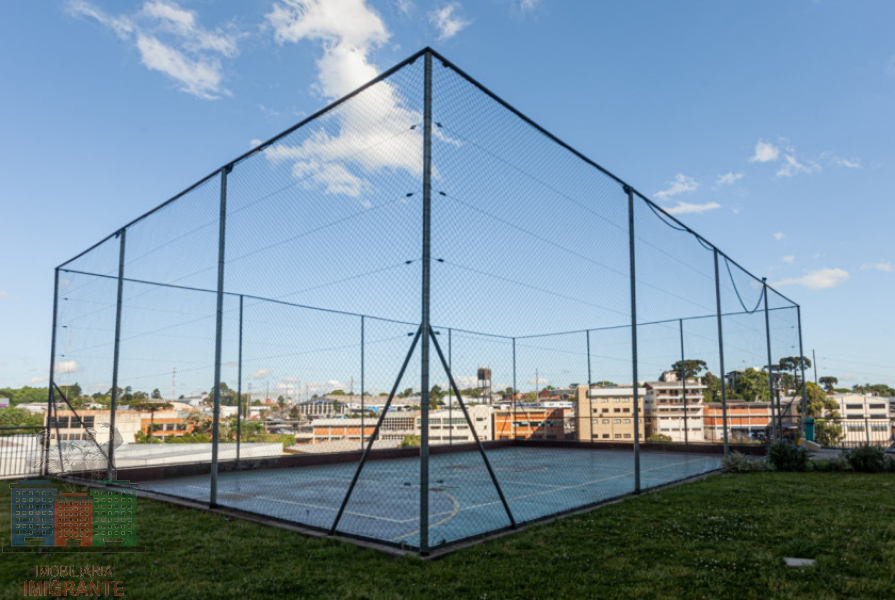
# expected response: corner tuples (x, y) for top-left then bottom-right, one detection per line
(140, 447), (721, 549)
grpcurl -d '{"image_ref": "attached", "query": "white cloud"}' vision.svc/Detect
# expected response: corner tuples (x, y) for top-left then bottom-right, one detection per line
(749, 140), (779, 163)
(655, 173), (698, 200)
(250, 368), (271, 379)
(835, 158), (861, 169)
(528, 377), (549, 386)
(282, 376), (299, 383)
(429, 3), (471, 41)
(730, 207), (741, 215)
(30, 377), (48, 385)
(66, 0), (240, 99)
(773, 232), (785, 241)
(662, 201), (721, 215)
(394, 0), (413, 15)
(776, 154), (820, 178)
(250, 139), (263, 148)
(860, 261), (892, 272)
(782, 255), (795, 264)
(56, 360), (80, 374)
(517, 0), (541, 11)
(0, 291), (14, 300)
(773, 268), (850, 290)
(714, 172), (744, 188)
(264, 0), (426, 202)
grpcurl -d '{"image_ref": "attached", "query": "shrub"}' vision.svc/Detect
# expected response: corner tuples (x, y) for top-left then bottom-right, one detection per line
(884, 454), (895, 473)
(646, 434), (673, 443)
(811, 454), (850, 472)
(845, 445), (886, 473)
(767, 440), (809, 472)
(722, 451), (770, 473)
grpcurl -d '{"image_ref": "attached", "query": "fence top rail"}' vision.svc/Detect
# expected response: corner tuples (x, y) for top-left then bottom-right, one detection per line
(56, 46), (798, 311)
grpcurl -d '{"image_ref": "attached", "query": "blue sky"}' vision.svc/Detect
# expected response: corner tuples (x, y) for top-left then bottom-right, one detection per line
(1, 0), (893, 395)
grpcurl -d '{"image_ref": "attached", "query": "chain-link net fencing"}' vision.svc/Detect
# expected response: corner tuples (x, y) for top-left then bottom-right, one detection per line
(46, 49), (806, 554)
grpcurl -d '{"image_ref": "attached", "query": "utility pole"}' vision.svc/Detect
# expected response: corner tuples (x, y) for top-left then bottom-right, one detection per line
(812, 349), (818, 386)
(172, 367), (176, 400)
(535, 368), (539, 403)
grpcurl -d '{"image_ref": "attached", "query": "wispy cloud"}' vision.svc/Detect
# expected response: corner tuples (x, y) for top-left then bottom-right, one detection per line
(265, 0), (426, 201)
(250, 368), (271, 379)
(776, 154), (820, 178)
(773, 268), (849, 290)
(0, 291), (15, 300)
(773, 232), (785, 241)
(749, 140), (779, 163)
(662, 201), (721, 215)
(429, 3), (471, 40)
(393, 0), (413, 15)
(820, 151), (862, 169)
(528, 377), (549, 386)
(782, 255), (795, 264)
(66, 0), (241, 99)
(518, 0), (541, 11)
(861, 261), (892, 272)
(56, 360), (80, 374)
(714, 172), (744, 189)
(655, 173), (698, 200)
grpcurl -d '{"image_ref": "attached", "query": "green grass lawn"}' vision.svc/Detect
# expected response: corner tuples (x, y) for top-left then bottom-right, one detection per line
(2, 473), (893, 599)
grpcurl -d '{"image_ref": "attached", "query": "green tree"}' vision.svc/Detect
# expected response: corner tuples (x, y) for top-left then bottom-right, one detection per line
(818, 376), (838, 393)
(804, 382), (844, 446)
(330, 389), (346, 396)
(0, 407), (44, 430)
(670, 359), (708, 380)
(130, 401), (174, 443)
(0, 386), (49, 406)
(151, 388), (162, 399)
(703, 372), (721, 403)
(734, 369), (771, 402)
(400, 435), (421, 448)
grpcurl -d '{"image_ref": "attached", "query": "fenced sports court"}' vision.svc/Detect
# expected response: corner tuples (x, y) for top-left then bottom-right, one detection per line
(45, 48), (808, 554)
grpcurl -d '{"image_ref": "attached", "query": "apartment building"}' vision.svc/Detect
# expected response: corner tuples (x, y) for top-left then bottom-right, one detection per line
(492, 407), (565, 440)
(831, 393), (894, 446)
(418, 406), (492, 444)
(643, 373), (707, 442)
(703, 401), (770, 442)
(575, 386), (645, 443)
(46, 410), (142, 444)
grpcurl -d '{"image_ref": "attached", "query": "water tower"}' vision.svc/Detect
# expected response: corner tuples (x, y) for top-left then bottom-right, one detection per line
(477, 367), (492, 405)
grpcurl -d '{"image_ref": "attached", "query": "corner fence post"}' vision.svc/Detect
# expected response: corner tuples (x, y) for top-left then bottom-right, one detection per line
(796, 305), (809, 440)
(108, 228), (127, 479)
(45, 269), (60, 476)
(210, 166), (230, 507)
(360, 315), (365, 452)
(714, 249), (729, 455)
(762, 279), (777, 441)
(419, 49), (434, 554)
(680, 319), (688, 445)
(236, 294), (243, 464)
(626, 186), (641, 493)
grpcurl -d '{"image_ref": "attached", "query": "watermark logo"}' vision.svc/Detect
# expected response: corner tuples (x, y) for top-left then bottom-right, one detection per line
(9, 480), (137, 548)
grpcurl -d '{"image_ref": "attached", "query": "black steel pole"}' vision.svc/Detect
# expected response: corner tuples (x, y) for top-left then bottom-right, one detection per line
(360, 315), (365, 452)
(762, 279), (778, 441)
(210, 166), (230, 507)
(448, 328), (452, 445)
(626, 186), (641, 492)
(586, 330), (592, 442)
(419, 49), (433, 554)
(45, 269), (60, 476)
(680, 319), (688, 445)
(796, 305), (809, 440)
(714, 249), (730, 455)
(512, 337), (517, 440)
(236, 294), (243, 464)
(107, 228), (126, 480)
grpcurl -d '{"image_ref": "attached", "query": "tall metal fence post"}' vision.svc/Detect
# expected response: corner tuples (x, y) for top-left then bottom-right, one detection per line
(762, 279), (778, 441)
(419, 49), (433, 554)
(586, 330), (592, 442)
(626, 186), (641, 493)
(210, 166), (230, 507)
(45, 269), (61, 476)
(107, 228), (127, 480)
(796, 305), (809, 440)
(679, 319), (688, 445)
(512, 337), (517, 440)
(360, 315), (365, 451)
(236, 294), (243, 464)
(714, 249), (730, 455)
(448, 328), (452, 445)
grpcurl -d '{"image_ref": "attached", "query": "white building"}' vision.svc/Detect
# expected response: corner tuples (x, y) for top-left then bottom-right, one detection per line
(418, 405), (492, 445)
(643, 373), (707, 442)
(831, 393), (894, 446)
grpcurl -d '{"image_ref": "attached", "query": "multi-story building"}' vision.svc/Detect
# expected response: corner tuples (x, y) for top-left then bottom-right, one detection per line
(831, 393), (894, 446)
(703, 401), (771, 442)
(10, 480), (57, 546)
(90, 483), (137, 546)
(643, 373), (707, 442)
(46, 410), (142, 444)
(575, 386), (645, 443)
(54, 492), (92, 547)
(422, 406), (492, 444)
(140, 412), (194, 440)
(306, 419), (378, 445)
(492, 407), (565, 441)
